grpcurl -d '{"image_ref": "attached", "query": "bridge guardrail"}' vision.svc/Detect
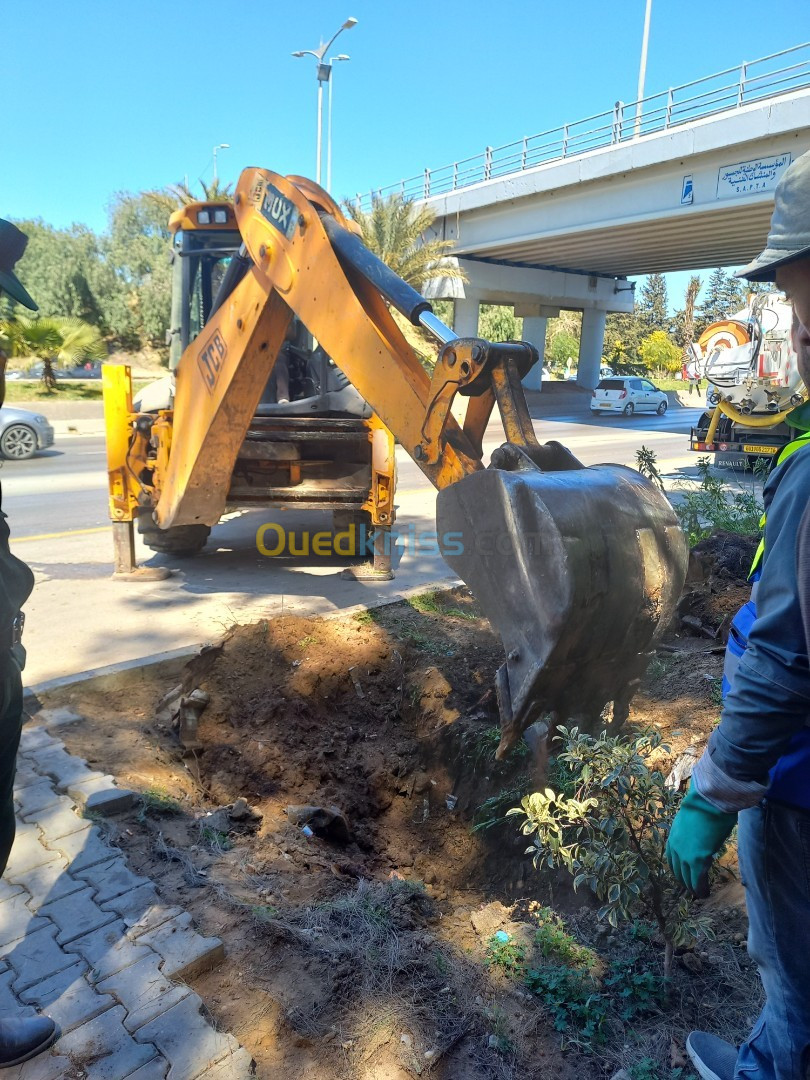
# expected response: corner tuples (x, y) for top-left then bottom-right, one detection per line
(356, 42), (810, 208)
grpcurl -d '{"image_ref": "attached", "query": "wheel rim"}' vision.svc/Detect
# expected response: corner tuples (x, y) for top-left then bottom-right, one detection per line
(2, 426), (36, 458)
(658, 401), (667, 414)
(625, 403), (634, 415)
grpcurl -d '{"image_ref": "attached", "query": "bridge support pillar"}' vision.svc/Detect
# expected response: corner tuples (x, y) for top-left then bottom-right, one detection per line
(453, 295), (480, 338)
(520, 316), (548, 390)
(578, 309), (607, 390)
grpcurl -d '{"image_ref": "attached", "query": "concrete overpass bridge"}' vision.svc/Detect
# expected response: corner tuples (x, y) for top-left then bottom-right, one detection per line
(360, 44), (810, 388)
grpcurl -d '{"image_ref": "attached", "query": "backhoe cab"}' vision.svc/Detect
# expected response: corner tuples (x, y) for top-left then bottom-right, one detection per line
(103, 168), (688, 756)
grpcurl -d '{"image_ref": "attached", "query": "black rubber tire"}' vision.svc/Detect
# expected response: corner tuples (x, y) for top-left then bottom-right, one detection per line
(0, 424), (37, 460)
(623, 402), (635, 416)
(332, 509), (372, 558)
(657, 400), (668, 415)
(137, 514), (211, 556)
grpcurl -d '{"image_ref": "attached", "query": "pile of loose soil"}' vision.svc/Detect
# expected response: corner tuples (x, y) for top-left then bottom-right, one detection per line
(39, 558), (760, 1078)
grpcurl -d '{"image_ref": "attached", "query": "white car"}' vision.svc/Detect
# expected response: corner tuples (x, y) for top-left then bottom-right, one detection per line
(590, 377), (668, 416)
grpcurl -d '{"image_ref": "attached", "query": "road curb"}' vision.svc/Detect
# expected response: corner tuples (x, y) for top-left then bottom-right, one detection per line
(24, 575), (463, 700)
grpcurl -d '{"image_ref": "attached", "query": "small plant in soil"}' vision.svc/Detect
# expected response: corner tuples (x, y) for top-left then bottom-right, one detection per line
(509, 727), (714, 975)
(675, 456), (763, 545)
(485, 935), (527, 976)
(636, 446), (665, 491)
(200, 826), (232, 852)
(629, 1057), (684, 1080)
(532, 907), (599, 971)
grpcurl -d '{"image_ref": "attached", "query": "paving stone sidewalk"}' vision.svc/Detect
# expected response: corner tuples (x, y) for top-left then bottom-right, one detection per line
(1, 716), (255, 1079)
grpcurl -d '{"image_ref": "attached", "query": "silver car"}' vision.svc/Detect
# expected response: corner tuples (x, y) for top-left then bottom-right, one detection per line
(0, 406), (55, 459)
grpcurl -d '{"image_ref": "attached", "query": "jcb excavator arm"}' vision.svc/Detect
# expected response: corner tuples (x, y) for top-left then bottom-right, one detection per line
(150, 168), (536, 529)
(111, 167), (688, 755)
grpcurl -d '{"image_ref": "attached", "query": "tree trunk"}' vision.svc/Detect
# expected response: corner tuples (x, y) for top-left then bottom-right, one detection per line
(663, 938), (674, 978)
(41, 356), (57, 392)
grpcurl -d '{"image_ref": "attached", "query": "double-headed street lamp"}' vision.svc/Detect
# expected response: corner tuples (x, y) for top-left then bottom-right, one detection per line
(293, 17), (357, 187)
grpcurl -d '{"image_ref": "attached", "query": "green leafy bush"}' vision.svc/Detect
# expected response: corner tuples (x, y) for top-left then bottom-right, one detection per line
(675, 456), (764, 545)
(509, 727), (713, 974)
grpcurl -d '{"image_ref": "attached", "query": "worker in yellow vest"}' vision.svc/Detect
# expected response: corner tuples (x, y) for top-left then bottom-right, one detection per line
(667, 150), (810, 1080)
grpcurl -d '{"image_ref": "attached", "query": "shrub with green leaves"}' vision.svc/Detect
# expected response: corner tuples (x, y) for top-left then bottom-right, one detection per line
(675, 456), (764, 545)
(509, 727), (713, 974)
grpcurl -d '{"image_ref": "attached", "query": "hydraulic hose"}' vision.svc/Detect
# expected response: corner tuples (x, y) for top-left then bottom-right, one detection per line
(716, 396), (807, 428)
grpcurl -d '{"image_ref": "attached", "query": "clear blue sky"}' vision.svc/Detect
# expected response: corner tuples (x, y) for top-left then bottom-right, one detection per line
(3, 0), (805, 305)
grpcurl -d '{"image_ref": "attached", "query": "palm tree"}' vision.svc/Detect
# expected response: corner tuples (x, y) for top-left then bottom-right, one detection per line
(344, 193), (465, 291)
(168, 179), (234, 206)
(0, 315), (106, 390)
(682, 275), (702, 349)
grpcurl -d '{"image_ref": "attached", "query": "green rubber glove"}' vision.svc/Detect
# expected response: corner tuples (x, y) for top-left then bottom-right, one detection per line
(666, 785), (737, 897)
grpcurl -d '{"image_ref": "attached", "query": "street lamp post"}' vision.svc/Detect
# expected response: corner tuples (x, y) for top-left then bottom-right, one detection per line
(634, 0), (653, 137)
(212, 143), (230, 187)
(292, 17), (357, 187)
(327, 54), (351, 192)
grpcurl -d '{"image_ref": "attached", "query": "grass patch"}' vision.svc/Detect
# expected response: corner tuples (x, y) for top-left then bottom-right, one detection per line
(200, 826), (232, 852)
(407, 590), (444, 615)
(4, 379), (151, 402)
(353, 609), (377, 626)
(137, 786), (182, 821)
(467, 726), (529, 776)
(472, 782), (530, 832)
(406, 589), (478, 621)
(297, 635), (319, 648)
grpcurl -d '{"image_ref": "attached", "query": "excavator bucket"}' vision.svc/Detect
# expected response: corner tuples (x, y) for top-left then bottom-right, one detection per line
(437, 445), (688, 757)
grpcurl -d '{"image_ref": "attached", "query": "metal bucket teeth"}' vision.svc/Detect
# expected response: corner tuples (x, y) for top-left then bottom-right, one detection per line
(437, 452), (688, 757)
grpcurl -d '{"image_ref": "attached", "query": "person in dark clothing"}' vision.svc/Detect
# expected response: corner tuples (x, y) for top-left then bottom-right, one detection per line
(0, 220), (58, 1066)
(666, 152), (810, 1080)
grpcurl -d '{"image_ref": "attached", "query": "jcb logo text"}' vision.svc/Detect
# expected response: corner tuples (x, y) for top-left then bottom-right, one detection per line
(197, 329), (227, 392)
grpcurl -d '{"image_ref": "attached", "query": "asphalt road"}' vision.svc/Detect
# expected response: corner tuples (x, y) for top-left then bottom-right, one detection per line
(6, 404), (707, 687)
(4, 405), (704, 542)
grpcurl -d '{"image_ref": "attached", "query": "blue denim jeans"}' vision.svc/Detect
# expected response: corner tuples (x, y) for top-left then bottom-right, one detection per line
(735, 800), (810, 1079)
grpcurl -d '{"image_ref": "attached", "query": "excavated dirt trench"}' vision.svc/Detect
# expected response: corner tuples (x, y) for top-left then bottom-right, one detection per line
(39, 566), (759, 1079)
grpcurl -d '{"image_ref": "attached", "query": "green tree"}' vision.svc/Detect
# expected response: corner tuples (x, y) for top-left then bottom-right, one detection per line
(639, 330), (681, 374)
(478, 304), (522, 342)
(11, 220), (114, 327)
(698, 268), (747, 331)
(637, 273), (668, 334)
(102, 191), (177, 348)
(548, 330), (579, 370)
(604, 311), (644, 365)
(544, 311), (581, 373)
(344, 193), (465, 291)
(1, 315), (106, 389)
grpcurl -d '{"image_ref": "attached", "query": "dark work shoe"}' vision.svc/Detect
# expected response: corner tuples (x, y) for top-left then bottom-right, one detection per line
(0, 1015), (58, 1068)
(686, 1031), (738, 1080)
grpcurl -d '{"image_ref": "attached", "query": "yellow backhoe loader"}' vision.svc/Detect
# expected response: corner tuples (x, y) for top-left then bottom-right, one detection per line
(103, 167), (688, 755)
